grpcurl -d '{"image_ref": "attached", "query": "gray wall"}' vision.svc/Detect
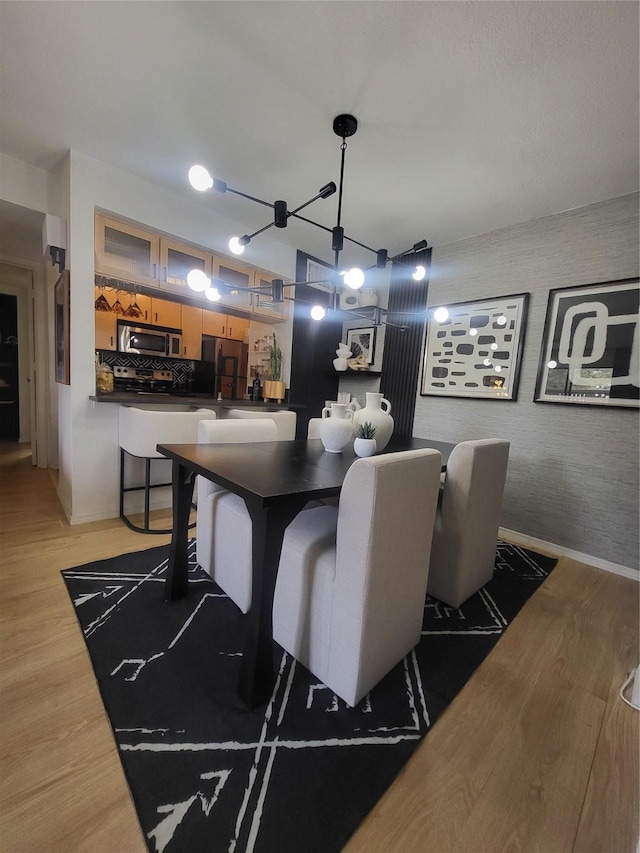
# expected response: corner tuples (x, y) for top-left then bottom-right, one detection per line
(414, 193), (639, 571)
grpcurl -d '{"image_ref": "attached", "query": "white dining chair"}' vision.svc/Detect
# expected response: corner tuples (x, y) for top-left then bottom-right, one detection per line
(427, 438), (510, 608)
(196, 418), (278, 611)
(226, 408), (297, 440)
(118, 407), (216, 534)
(272, 448), (442, 706)
(306, 417), (322, 439)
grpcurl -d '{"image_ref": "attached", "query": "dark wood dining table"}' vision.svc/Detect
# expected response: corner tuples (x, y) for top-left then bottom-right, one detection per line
(157, 435), (455, 708)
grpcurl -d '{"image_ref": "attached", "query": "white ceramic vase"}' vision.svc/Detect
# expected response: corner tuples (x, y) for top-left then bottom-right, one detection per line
(354, 437), (376, 458)
(319, 403), (354, 453)
(333, 357), (348, 372)
(352, 392), (394, 452)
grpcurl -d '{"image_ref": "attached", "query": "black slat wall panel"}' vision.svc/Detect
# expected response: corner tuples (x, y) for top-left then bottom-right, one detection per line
(289, 252), (341, 438)
(379, 249), (431, 438)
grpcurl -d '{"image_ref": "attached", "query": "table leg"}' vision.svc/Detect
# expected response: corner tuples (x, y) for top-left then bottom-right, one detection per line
(165, 460), (195, 601)
(238, 498), (302, 708)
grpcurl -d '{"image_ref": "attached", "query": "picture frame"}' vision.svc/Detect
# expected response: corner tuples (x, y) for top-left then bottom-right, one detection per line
(420, 292), (529, 400)
(346, 326), (376, 366)
(534, 277), (639, 408)
(54, 269), (70, 385)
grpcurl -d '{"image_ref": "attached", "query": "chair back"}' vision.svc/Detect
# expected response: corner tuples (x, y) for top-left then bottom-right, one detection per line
(428, 438), (510, 608)
(331, 448), (442, 703)
(119, 407), (216, 458)
(226, 408), (297, 441)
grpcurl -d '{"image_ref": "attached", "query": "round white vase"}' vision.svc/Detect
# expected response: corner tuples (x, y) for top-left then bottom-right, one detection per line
(354, 437), (376, 458)
(319, 403), (354, 453)
(352, 392), (394, 452)
(333, 357), (348, 372)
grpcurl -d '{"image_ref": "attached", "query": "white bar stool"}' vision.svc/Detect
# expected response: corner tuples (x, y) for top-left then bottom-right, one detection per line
(118, 407), (216, 534)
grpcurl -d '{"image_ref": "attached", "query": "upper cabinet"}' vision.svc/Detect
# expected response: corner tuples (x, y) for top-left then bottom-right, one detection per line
(159, 239), (212, 296)
(150, 297), (181, 328)
(251, 270), (289, 321)
(212, 257), (253, 311)
(95, 215), (160, 286)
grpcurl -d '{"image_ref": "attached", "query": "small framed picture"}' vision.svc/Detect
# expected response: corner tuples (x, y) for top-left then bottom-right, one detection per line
(54, 270), (70, 385)
(346, 326), (376, 365)
(534, 277), (639, 408)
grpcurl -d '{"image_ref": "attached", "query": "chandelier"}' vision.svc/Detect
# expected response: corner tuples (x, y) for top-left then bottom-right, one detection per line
(186, 114), (429, 326)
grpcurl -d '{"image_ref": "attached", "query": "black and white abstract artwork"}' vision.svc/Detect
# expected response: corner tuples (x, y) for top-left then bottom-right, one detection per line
(534, 278), (639, 408)
(421, 293), (529, 400)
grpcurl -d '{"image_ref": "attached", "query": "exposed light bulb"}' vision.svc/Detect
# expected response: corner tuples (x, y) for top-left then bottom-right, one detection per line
(187, 269), (210, 292)
(413, 265), (426, 281)
(204, 287), (221, 302)
(188, 165), (213, 192)
(497, 315), (508, 326)
(310, 305), (326, 321)
(228, 236), (245, 255)
(342, 267), (365, 290)
(433, 307), (449, 323)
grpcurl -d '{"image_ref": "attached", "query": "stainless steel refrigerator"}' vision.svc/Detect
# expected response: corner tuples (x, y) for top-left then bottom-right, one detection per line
(194, 335), (248, 399)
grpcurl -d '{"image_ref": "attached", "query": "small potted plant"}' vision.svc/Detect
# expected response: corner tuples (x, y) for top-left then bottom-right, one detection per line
(354, 421), (377, 457)
(263, 333), (286, 403)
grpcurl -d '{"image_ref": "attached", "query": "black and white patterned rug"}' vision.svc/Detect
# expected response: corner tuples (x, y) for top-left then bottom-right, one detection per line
(62, 541), (556, 853)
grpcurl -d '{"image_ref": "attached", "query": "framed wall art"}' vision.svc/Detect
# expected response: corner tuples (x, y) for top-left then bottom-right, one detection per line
(534, 277), (639, 408)
(54, 269), (70, 385)
(346, 326), (376, 366)
(421, 293), (529, 400)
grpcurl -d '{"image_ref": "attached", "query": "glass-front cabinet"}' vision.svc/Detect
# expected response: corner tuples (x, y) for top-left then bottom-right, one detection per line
(159, 239), (211, 296)
(212, 257), (253, 311)
(95, 215), (160, 286)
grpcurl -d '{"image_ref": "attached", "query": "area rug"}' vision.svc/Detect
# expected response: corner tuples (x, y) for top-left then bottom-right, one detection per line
(62, 541), (556, 853)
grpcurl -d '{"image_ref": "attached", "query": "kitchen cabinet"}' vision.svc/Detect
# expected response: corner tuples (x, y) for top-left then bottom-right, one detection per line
(181, 305), (203, 360)
(159, 239), (211, 296)
(251, 270), (289, 321)
(150, 297), (181, 328)
(212, 257), (253, 311)
(201, 310), (249, 342)
(95, 310), (117, 350)
(95, 215), (160, 286)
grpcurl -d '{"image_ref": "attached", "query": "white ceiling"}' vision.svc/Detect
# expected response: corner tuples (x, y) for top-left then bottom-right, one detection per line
(0, 1), (638, 267)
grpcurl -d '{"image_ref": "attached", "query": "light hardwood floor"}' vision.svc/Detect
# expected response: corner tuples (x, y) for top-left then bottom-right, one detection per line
(1, 442), (638, 853)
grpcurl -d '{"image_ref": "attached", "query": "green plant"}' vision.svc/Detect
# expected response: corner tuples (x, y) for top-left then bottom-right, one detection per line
(265, 333), (283, 381)
(355, 421), (376, 440)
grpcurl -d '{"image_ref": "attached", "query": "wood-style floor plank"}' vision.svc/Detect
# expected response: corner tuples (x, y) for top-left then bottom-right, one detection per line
(1, 443), (638, 853)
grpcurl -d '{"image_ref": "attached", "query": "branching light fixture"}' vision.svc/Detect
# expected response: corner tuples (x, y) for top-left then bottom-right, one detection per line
(187, 114), (429, 326)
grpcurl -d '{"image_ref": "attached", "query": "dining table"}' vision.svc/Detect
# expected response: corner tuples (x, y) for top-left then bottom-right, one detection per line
(157, 435), (455, 708)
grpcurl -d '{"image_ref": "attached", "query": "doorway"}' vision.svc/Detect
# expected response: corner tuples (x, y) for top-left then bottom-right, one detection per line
(0, 293), (19, 440)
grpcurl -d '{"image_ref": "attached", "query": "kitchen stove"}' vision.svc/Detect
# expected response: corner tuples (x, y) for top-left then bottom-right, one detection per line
(113, 365), (174, 393)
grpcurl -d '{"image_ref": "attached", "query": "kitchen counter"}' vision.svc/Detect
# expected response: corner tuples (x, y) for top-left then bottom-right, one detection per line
(89, 391), (298, 411)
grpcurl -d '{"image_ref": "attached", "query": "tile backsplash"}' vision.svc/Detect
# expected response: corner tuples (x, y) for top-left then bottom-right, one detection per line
(96, 351), (194, 389)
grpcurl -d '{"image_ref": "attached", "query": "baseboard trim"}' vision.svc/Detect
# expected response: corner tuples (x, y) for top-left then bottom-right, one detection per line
(499, 527), (639, 581)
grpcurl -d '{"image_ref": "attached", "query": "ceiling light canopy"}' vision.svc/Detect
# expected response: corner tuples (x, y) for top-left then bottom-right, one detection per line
(187, 115), (429, 324)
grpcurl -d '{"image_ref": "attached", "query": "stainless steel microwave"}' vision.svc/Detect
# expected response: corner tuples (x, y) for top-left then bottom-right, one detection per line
(118, 322), (182, 358)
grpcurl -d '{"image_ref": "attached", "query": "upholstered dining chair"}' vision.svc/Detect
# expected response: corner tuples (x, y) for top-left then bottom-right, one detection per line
(226, 408), (297, 441)
(306, 417), (322, 439)
(196, 418), (278, 612)
(427, 438), (510, 609)
(272, 448), (443, 707)
(118, 407), (216, 534)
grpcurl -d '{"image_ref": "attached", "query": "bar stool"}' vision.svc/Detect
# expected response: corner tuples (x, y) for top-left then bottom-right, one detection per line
(119, 407), (216, 534)
(226, 408), (297, 440)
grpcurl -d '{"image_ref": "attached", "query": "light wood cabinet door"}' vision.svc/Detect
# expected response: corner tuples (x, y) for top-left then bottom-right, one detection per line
(212, 257), (253, 311)
(95, 215), (160, 286)
(95, 310), (117, 350)
(150, 298), (182, 329)
(202, 309), (227, 338)
(181, 305), (203, 360)
(251, 270), (289, 321)
(225, 315), (250, 342)
(159, 238), (212, 297)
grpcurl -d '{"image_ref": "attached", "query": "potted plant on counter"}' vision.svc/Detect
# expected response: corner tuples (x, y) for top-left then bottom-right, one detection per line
(263, 333), (286, 403)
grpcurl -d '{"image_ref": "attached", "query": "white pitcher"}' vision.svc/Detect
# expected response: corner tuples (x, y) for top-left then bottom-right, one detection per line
(319, 403), (354, 453)
(352, 392), (394, 451)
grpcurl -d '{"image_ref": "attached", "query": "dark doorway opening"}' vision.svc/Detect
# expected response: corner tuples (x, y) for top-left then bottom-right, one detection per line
(0, 293), (19, 441)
